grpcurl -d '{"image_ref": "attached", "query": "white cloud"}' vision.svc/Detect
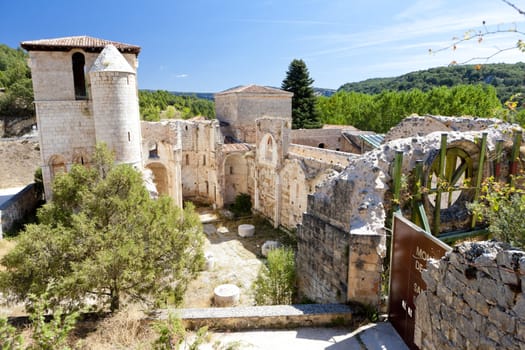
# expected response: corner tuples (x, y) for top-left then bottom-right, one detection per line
(175, 74), (189, 78)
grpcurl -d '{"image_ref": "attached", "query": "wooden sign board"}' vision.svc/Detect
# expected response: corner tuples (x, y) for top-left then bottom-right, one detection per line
(389, 214), (451, 349)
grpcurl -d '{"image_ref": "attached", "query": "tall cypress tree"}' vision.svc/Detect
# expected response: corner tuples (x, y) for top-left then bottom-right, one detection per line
(281, 59), (322, 129)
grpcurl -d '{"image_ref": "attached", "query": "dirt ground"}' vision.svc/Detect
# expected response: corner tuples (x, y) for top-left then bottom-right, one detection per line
(183, 210), (289, 308)
(0, 137), (41, 189)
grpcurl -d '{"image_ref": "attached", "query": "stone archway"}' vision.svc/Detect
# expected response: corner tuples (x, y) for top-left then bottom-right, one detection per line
(146, 162), (169, 196)
(49, 154), (67, 178)
(223, 153), (248, 205)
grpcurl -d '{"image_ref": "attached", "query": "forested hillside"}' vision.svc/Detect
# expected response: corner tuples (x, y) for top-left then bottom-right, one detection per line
(0, 44), (34, 118)
(139, 90), (215, 121)
(317, 84), (525, 133)
(339, 63), (525, 103)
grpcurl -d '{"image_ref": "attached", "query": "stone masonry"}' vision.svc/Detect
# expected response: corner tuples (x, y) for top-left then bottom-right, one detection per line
(415, 241), (525, 350)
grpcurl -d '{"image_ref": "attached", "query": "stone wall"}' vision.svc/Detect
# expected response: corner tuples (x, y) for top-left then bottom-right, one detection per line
(291, 128), (353, 152)
(415, 241), (525, 350)
(0, 184), (39, 238)
(288, 144), (353, 170)
(177, 120), (220, 203)
(215, 86), (292, 144)
(297, 121), (521, 306)
(383, 115), (504, 143)
(27, 50), (137, 102)
(297, 211), (350, 303)
(35, 100), (96, 199)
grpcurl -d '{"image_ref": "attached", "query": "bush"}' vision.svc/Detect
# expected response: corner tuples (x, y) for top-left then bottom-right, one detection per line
(230, 193), (252, 217)
(253, 247), (296, 305)
(470, 176), (525, 249)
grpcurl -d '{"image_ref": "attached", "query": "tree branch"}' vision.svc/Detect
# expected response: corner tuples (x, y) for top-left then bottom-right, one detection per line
(501, 0), (525, 16)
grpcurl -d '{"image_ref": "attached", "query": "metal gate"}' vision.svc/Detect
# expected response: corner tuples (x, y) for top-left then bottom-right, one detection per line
(388, 214), (451, 350)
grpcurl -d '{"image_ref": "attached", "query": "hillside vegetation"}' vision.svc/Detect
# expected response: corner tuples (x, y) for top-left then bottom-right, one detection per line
(317, 84), (517, 133)
(339, 62), (525, 104)
(139, 89), (215, 121)
(0, 44), (33, 118)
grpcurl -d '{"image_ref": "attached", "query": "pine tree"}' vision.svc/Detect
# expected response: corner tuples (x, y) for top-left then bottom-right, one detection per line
(0, 144), (205, 312)
(281, 59), (321, 129)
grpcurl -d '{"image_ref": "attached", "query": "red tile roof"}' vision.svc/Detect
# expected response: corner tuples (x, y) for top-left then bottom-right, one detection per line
(215, 85), (292, 96)
(21, 36), (140, 55)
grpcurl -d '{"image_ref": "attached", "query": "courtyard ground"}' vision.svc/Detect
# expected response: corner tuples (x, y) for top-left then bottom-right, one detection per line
(183, 208), (290, 308)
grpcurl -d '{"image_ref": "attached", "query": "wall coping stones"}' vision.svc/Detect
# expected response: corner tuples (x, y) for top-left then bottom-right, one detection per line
(153, 304), (357, 330)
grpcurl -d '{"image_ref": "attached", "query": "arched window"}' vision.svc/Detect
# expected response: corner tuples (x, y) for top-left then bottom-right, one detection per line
(72, 52), (87, 100)
(49, 155), (67, 178)
(148, 142), (159, 159)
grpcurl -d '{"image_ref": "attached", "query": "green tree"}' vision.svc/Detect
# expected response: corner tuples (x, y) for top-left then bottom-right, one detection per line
(0, 44), (34, 118)
(253, 247), (296, 305)
(0, 144), (204, 312)
(282, 59), (321, 129)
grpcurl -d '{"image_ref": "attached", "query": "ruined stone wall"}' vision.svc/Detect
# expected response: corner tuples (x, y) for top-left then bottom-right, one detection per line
(179, 120), (221, 203)
(383, 115), (504, 143)
(415, 241), (525, 350)
(142, 121), (182, 204)
(215, 92), (291, 144)
(0, 184), (38, 238)
(297, 209), (350, 303)
(297, 123), (521, 306)
(290, 128), (355, 152)
(288, 144), (353, 170)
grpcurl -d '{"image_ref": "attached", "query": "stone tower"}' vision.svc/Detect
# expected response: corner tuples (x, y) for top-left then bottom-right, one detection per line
(214, 85), (292, 144)
(89, 45), (142, 167)
(21, 36), (142, 198)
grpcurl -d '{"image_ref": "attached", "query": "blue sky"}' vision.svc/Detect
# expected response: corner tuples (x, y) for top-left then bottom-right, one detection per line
(1, 0), (524, 92)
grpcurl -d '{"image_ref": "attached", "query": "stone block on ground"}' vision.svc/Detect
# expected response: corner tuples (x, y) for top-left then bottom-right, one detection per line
(214, 284), (240, 307)
(238, 224), (255, 237)
(261, 240), (282, 257)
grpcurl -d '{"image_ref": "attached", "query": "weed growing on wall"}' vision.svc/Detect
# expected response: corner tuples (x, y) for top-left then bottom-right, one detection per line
(469, 176), (525, 249)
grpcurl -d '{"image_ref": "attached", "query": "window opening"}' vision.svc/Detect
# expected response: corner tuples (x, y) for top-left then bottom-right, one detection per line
(72, 52), (87, 100)
(149, 143), (159, 159)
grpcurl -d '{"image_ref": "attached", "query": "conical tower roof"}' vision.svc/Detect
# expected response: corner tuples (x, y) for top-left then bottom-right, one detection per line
(89, 45), (135, 74)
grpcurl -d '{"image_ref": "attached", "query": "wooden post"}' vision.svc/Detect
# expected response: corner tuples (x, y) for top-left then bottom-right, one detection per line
(510, 130), (522, 187)
(433, 134), (447, 236)
(393, 150), (403, 214)
(494, 139), (503, 180)
(471, 132), (487, 228)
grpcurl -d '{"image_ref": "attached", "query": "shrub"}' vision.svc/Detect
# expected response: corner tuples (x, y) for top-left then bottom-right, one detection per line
(253, 247), (296, 305)
(0, 317), (23, 350)
(470, 176), (525, 249)
(230, 193), (252, 217)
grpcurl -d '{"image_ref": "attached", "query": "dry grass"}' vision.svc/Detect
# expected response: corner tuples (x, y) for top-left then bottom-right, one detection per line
(0, 238), (16, 263)
(75, 306), (156, 350)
